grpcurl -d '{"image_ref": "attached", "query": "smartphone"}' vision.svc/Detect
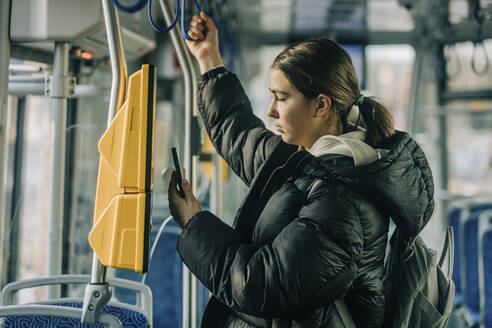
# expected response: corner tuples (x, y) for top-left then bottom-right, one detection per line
(171, 147), (185, 198)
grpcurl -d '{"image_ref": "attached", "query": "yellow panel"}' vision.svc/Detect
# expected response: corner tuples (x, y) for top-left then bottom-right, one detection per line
(97, 65), (153, 192)
(89, 194), (122, 267)
(93, 158), (125, 224)
(89, 193), (147, 272)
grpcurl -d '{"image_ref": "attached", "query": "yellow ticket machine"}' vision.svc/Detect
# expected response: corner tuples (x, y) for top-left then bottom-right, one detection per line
(89, 64), (156, 273)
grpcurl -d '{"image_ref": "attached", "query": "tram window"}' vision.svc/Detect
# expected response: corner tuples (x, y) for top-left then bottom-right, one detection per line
(343, 45), (365, 90)
(446, 39), (492, 91)
(9, 95), (52, 303)
(445, 99), (492, 195)
(67, 67), (109, 280)
(367, 0), (414, 32)
(365, 45), (415, 130)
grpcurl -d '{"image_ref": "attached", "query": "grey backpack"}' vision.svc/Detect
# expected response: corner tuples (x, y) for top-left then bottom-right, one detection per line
(336, 227), (455, 328)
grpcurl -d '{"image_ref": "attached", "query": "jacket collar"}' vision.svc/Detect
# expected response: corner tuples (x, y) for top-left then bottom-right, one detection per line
(308, 131), (378, 166)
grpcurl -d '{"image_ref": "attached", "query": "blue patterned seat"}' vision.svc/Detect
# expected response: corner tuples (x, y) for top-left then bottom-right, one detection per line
(2, 302), (147, 327)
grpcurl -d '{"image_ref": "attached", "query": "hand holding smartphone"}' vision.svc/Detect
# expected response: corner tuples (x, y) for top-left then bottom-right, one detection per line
(171, 147), (186, 198)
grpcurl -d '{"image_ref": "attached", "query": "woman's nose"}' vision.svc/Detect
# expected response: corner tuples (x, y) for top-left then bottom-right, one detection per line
(267, 101), (278, 118)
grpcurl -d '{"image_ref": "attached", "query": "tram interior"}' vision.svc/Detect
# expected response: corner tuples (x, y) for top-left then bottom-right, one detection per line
(1, 0), (492, 327)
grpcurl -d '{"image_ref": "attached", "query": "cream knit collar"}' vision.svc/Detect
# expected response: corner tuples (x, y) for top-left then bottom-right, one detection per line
(307, 131), (379, 166)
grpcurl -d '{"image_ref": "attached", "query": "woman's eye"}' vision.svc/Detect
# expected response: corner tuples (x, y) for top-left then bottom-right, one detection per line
(277, 98), (286, 102)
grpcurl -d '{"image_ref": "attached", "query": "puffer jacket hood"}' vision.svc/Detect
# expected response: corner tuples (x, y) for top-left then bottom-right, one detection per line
(305, 130), (434, 244)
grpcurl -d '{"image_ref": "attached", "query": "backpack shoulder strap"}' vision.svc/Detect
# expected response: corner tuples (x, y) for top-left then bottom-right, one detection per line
(334, 299), (356, 328)
(438, 226), (454, 277)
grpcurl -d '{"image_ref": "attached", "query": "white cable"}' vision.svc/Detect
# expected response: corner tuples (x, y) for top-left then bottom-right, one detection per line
(141, 215), (177, 283)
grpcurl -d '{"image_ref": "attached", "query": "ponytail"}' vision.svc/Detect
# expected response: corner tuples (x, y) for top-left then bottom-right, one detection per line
(357, 96), (395, 148)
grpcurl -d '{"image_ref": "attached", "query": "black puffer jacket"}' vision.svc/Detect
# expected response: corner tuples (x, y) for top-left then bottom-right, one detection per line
(177, 67), (434, 328)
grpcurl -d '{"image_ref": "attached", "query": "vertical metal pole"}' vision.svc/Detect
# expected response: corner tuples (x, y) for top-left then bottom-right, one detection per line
(89, 0), (128, 285)
(406, 46), (422, 135)
(7, 97), (26, 285)
(158, 1), (199, 328)
(436, 44), (448, 192)
(82, 2), (126, 324)
(101, 0), (127, 126)
(47, 42), (70, 298)
(0, 0), (12, 288)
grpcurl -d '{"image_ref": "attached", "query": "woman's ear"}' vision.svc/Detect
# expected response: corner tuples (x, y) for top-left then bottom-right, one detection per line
(314, 94), (332, 117)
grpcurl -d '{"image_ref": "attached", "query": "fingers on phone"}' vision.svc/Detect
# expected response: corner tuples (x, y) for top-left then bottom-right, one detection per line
(168, 171), (176, 198)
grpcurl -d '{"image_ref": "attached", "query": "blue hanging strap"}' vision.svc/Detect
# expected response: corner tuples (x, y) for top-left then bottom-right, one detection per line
(112, 0), (148, 13)
(148, 0), (180, 32)
(181, 0), (204, 40)
(469, 0), (489, 76)
(112, 0), (206, 40)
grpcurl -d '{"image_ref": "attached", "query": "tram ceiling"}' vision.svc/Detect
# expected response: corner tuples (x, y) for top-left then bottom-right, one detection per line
(241, 19), (492, 45)
(233, 0), (492, 45)
(241, 29), (417, 45)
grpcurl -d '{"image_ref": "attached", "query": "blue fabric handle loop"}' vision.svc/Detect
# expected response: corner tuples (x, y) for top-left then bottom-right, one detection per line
(181, 0), (204, 40)
(181, 0), (194, 40)
(112, 0), (148, 13)
(112, 0), (204, 40)
(148, 0), (180, 32)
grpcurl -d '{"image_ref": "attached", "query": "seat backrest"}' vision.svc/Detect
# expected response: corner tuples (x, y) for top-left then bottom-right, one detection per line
(477, 210), (492, 328)
(144, 218), (183, 328)
(449, 202), (492, 311)
(463, 212), (481, 321)
(449, 205), (463, 304)
(0, 274), (152, 327)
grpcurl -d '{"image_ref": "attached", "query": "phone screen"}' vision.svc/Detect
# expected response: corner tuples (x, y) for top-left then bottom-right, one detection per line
(171, 147), (185, 198)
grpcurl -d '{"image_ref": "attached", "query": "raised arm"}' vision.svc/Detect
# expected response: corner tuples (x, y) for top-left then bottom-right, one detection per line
(185, 13), (297, 185)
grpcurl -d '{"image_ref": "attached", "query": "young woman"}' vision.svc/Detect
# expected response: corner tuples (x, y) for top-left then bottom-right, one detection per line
(168, 12), (435, 328)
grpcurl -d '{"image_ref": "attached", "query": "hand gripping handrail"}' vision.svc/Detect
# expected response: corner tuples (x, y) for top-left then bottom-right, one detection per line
(81, 0), (127, 325)
(158, 2), (199, 328)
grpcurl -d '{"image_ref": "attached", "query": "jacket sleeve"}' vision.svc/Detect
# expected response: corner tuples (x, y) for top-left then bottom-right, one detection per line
(198, 67), (297, 186)
(177, 190), (363, 317)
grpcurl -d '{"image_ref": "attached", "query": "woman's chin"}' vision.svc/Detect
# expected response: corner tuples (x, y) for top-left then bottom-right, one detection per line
(281, 135), (297, 146)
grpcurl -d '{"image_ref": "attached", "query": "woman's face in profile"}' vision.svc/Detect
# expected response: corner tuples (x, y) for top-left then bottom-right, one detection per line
(267, 68), (317, 149)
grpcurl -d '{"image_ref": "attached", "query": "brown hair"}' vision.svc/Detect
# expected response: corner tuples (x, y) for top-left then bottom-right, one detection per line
(271, 38), (394, 147)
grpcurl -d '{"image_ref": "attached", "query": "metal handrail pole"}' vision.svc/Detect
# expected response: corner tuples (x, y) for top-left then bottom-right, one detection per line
(406, 47), (422, 136)
(90, 0), (128, 285)
(47, 42), (70, 299)
(102, 0), (127, 126)
(0, 0), (12, 289)
(157, 2), (199, 327)
(8, 83), (110, 97)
